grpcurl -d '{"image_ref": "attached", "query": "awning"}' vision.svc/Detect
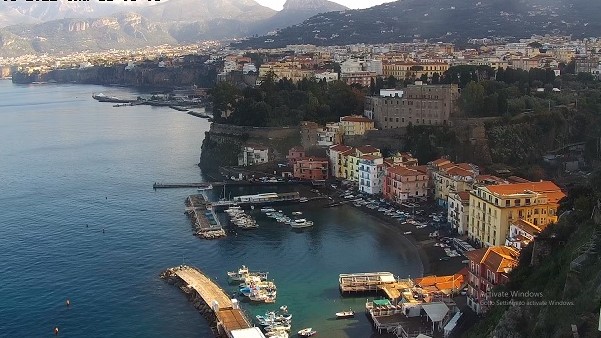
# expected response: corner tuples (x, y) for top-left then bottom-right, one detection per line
(421, 302), (449, 322)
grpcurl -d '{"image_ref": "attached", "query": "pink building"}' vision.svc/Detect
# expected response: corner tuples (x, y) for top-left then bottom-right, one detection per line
(383, 165), (429, 203)
(287, 146), (306, 166)
(293, 157), (329, 181)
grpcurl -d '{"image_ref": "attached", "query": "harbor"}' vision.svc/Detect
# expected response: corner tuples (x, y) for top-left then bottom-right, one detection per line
(161, 265), (262, 338)
(185, 195), (225, 239)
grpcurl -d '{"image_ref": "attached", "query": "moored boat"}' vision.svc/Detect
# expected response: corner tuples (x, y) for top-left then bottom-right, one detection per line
(297, 328), (316, 337)
(335, 309), (355, 318)
(290, 219), (314, 229)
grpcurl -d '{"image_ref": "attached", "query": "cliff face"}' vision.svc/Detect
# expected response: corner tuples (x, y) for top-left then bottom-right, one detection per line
(199, 123), (300, 176)
(12, 59), (218, 89)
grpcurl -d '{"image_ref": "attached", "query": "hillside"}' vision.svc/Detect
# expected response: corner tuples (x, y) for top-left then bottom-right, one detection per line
(466, 170), (601, 337)
(1, 13), (175, 56)
(234, 0), (601, 48)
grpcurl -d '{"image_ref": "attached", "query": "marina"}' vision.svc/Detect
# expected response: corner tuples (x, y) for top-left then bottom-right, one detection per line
(185, 195), (225, 239)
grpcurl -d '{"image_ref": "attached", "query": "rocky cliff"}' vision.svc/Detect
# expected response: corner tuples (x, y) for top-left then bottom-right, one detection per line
(199, 123), (300, 176)
(12, 58), (218, 89)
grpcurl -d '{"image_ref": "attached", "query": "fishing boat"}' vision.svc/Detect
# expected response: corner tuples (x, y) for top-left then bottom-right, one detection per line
(261, 207), (276, 213)
(197, 184), (213, 191)
(290, 219), (314, 229)
(291, 211), (302, 215)
(228, 265), (250, 281)
(265, 324), (291, 332)
(297, 328), (317, 337)
(335, 309), (355, 318)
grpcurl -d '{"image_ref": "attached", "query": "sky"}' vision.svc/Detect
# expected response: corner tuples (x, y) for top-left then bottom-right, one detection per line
(254, 0), (397, 11)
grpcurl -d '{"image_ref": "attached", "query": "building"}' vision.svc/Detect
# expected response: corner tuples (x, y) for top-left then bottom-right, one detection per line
(358, 155), (385, 195)
(293, 157), (329, 181)
(431, 161), (479, 207)
(327, 144), (353, 179)
(339, 115), (375, 136)
(467, 181), (565, 247)
(448, 191), (470, 235)
(258, 61), (315, 83)
(382, 61), (449, 80)
(286, 146), (305, 166)
(316, 123), (343, 147)
(383, 165), (429, 203)
(340, 71), (376, 87)
(345, 145), (381, 182)
(505, 219), (546, 251)
(465, 246), (520, 314)
(387, 152), (419, 167)
(367, 84), (460, 129)
(300, 121), (320, 148)
(238, 145), (269, 166)
(314, 71), (339, 82)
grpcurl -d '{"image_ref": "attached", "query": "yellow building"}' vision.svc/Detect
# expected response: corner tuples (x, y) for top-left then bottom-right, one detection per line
(344, 145), (381, 182)
(467, 181), (565, 247)
(258, 61), (315, 83)
(382, 61), (449, 80)
(339, 115), (375, 136)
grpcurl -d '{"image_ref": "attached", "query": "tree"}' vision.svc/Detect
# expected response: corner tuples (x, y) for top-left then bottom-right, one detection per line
(420, 73), (428, 83)
(460, 81), (486, 116)
(432, 72), (440, 84)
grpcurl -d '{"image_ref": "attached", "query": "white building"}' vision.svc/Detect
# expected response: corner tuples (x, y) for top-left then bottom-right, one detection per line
(358, 155), (385, 195)
(365, 59), (383, 75)
(448, 191), (470, 235)
(242, 63), (257, 74)
(340, 59), (364, 73)
(238, 145), (269, 166)
(379, 89), (404, 97)
(315, 71), (339, 82)
(505, 219), (543, 251)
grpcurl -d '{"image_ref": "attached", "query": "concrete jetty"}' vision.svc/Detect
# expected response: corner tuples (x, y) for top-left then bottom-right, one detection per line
(161, 265), (264, 338)
(185, 195), (225, 239)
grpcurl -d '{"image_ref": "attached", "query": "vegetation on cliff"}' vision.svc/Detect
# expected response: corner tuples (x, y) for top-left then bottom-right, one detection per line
(210, 75), (364, 127)
(465, 171), (601, 338)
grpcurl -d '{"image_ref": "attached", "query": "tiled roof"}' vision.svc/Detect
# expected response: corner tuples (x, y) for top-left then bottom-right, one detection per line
(360, 154), (382, 161)
(465, 246), (519, 273)
(329, 144), (353, 152)
(512, 219), (544, 236)
(387, 165), (423, 177)
(413, 165), (429, 174)
(431, 158), (451, 166)
(457, 191), (471, 202)
(486, 181), (565, 203)
(340, 115), (373, 123)
(445, 166), (475, 178)
(356, 145), (380, 154)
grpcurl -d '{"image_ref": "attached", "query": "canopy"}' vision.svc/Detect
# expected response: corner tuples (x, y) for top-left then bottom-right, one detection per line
(373, 299), (391, 306)
(421, 302), (449, 322)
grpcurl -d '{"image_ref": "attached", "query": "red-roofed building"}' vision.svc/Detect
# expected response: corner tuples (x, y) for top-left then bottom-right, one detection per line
(293, 157), (329, 181)
(467, 181), (565, 247)
(505, 219), (547, 251)
(383, 165), (429, 203)
(431, 160), (479, 207)
(465, 246), (519, 314)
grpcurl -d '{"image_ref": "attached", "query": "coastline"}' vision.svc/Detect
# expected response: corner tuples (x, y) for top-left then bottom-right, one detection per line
(308, 185), (467, 278)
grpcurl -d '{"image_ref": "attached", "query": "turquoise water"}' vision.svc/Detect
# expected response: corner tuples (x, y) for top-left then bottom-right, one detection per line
(0, 81), (422, 337)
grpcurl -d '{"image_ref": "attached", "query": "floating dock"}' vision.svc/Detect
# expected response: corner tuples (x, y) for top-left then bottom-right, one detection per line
(161, 265), (263, 338)
(339, 272), (398, 293)
(185, 195), (225, 239)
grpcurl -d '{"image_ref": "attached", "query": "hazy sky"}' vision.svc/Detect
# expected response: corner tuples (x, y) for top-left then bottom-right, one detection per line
(255, 0), (397, 11)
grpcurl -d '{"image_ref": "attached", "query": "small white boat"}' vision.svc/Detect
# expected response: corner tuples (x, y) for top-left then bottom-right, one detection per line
(335, 309), (355, 318)
(299, 197), (308, 203)
(292, 211), (302, 215)
(291, 219), (314, 228)
(261, 207), (276, 213)
(298, 328), (317, 337)
(197, 184), (213, 191)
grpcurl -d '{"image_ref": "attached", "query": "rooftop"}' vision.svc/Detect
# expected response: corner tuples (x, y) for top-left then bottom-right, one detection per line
(485, 181), (565, 203)
(465, 246), (519, 273)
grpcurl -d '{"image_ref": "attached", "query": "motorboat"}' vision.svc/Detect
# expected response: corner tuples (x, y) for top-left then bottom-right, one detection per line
(227, 265), (249, 281)
(197, 184), (213, 191)
(297, 328), (317, 337)
(261, 207), (276, 213)
(299, 197), (308, 203)
(291, 211), (302, 215)
(266, 331), (289, 338)
(290, 219), (314, 229)
(335, 309), (355, 318)
(265, 324), (291, 332)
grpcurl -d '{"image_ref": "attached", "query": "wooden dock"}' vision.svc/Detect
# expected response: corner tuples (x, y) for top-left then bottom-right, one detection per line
(161, 265), (260, 338)
(185, 195), (225, 239)
(339, 272), (397, 293)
